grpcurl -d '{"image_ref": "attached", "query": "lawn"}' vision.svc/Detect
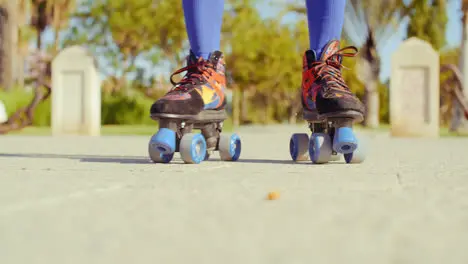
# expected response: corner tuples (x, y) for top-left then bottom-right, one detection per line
(4, 121), (468, 137)
(6, 125), (159, 136)
(358, 124), (468, 137)
(6, 118), (234, 136)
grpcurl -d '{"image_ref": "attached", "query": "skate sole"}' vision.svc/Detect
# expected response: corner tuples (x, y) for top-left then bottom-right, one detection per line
(151, 110), (228, 123)
(303, 109), (364, 124)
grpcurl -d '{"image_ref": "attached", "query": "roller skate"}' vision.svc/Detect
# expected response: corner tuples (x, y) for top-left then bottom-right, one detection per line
(148, 51), (241, 164)
(289, 40), (366, 164)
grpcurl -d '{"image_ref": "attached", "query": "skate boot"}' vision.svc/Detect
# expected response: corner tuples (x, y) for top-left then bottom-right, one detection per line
(289, 40), (365, 164)
(148, 51), (241, 164)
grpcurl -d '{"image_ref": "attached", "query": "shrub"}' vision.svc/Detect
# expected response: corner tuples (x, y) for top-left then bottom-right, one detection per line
(0, 87), (157, 126)
(101, 91), (155, 125)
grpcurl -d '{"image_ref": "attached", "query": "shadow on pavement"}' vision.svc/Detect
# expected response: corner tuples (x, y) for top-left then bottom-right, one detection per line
(206, 158), (298, 165)
(0, 153), (334, 165)
(0, 153), (150, 164)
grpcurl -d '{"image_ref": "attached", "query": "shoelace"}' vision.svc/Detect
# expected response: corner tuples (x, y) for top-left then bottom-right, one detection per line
(168, 58), (214, 93)
(310, 46), (358, 93)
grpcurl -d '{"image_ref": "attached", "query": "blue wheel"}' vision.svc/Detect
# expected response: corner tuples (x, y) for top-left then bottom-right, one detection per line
(344, 139), (366, 164)
(309, 133), (333, 164)
(289, 133), (309, 161)
(180, 133), (207, 164)
(333, 127), (358, 154)
(219, 133), (241, 161)
(150, 128), (176, 154)
(148, 129), (176, 163)
(148, 146), (174, 163)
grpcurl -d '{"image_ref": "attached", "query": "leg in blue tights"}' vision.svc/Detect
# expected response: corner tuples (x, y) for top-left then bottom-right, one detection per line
(151, 0), (227, 117)
(300, 0), (365, 135)
(182, 0), (225, 60)
(305, 0), (347, 58)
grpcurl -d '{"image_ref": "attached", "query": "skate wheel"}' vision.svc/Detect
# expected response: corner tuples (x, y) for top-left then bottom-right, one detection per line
(333, 127), (358, 154)
(148, 144), (174, 163)
(180, 133), (207, 164)
(218, 133), (241, 161)
(344, 139), (366, 164)
(289, 133), (309, 161)
(150, 128), (176, 154)
(309, 133), (333, 164)
(148, 129), (176, 163)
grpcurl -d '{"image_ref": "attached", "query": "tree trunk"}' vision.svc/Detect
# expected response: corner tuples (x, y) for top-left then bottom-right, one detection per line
(240, 89), (249, 124)
(232, 85), (240, 127)
(0, 1), (18, 91)
(16, 53), (25, 87)
(288, 92), (301, 124)
(364, 77), (380, 128)
(52, 3), (61, 54)
(263, 95), (270, 124)
(0, 9), (6, 90)
(36, 29), (42, 50)
(288, 107), (297, 124)
(451, 11), (468, 132)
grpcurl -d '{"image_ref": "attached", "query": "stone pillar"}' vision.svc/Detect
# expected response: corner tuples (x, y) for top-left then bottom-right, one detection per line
(390, 38), (440, 137)
(51, 46), (101, 136)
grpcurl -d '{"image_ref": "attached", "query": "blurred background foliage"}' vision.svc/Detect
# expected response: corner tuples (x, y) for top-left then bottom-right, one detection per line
(0, 0), (461, 128)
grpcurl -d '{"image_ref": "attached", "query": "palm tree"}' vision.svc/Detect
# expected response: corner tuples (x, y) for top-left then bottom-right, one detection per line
(30, 0), (52, 50)
(0, 0), (19, 90)
(0, 1), (6, 89)
(16, 0), (33, 87)
(49, 0), (75, 54)
(0, 0), (73, 133)
(343, 0), (415, 128)
(451, 0), (468, 131)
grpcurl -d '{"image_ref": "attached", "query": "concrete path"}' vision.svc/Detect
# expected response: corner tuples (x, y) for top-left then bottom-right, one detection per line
(1, 125), (467, 264)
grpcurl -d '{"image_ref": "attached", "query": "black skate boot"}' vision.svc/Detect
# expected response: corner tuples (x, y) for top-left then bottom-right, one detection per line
(148, 51), (241, 165)
(150, 51), (227, 118)
(289, 40), (366, 165)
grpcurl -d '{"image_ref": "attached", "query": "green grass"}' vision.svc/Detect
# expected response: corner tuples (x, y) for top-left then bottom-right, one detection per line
(6, 118), (234, 136)
(439, 127), (468, 137)
(5, 119), (468, 137)
(355, 123), (468, 137)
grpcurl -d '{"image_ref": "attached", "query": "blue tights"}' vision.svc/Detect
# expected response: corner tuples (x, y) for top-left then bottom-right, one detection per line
(182, 0), (346, 59)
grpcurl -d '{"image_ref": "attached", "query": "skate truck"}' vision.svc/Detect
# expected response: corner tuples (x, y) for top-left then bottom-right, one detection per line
(148, 110), (241, 164)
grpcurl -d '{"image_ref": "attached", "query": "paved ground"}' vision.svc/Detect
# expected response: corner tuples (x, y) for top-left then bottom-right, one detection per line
(0, 125), (467, 264)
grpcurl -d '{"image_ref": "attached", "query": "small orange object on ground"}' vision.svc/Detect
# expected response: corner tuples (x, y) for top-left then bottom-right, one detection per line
(267, 191), (280, 200)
